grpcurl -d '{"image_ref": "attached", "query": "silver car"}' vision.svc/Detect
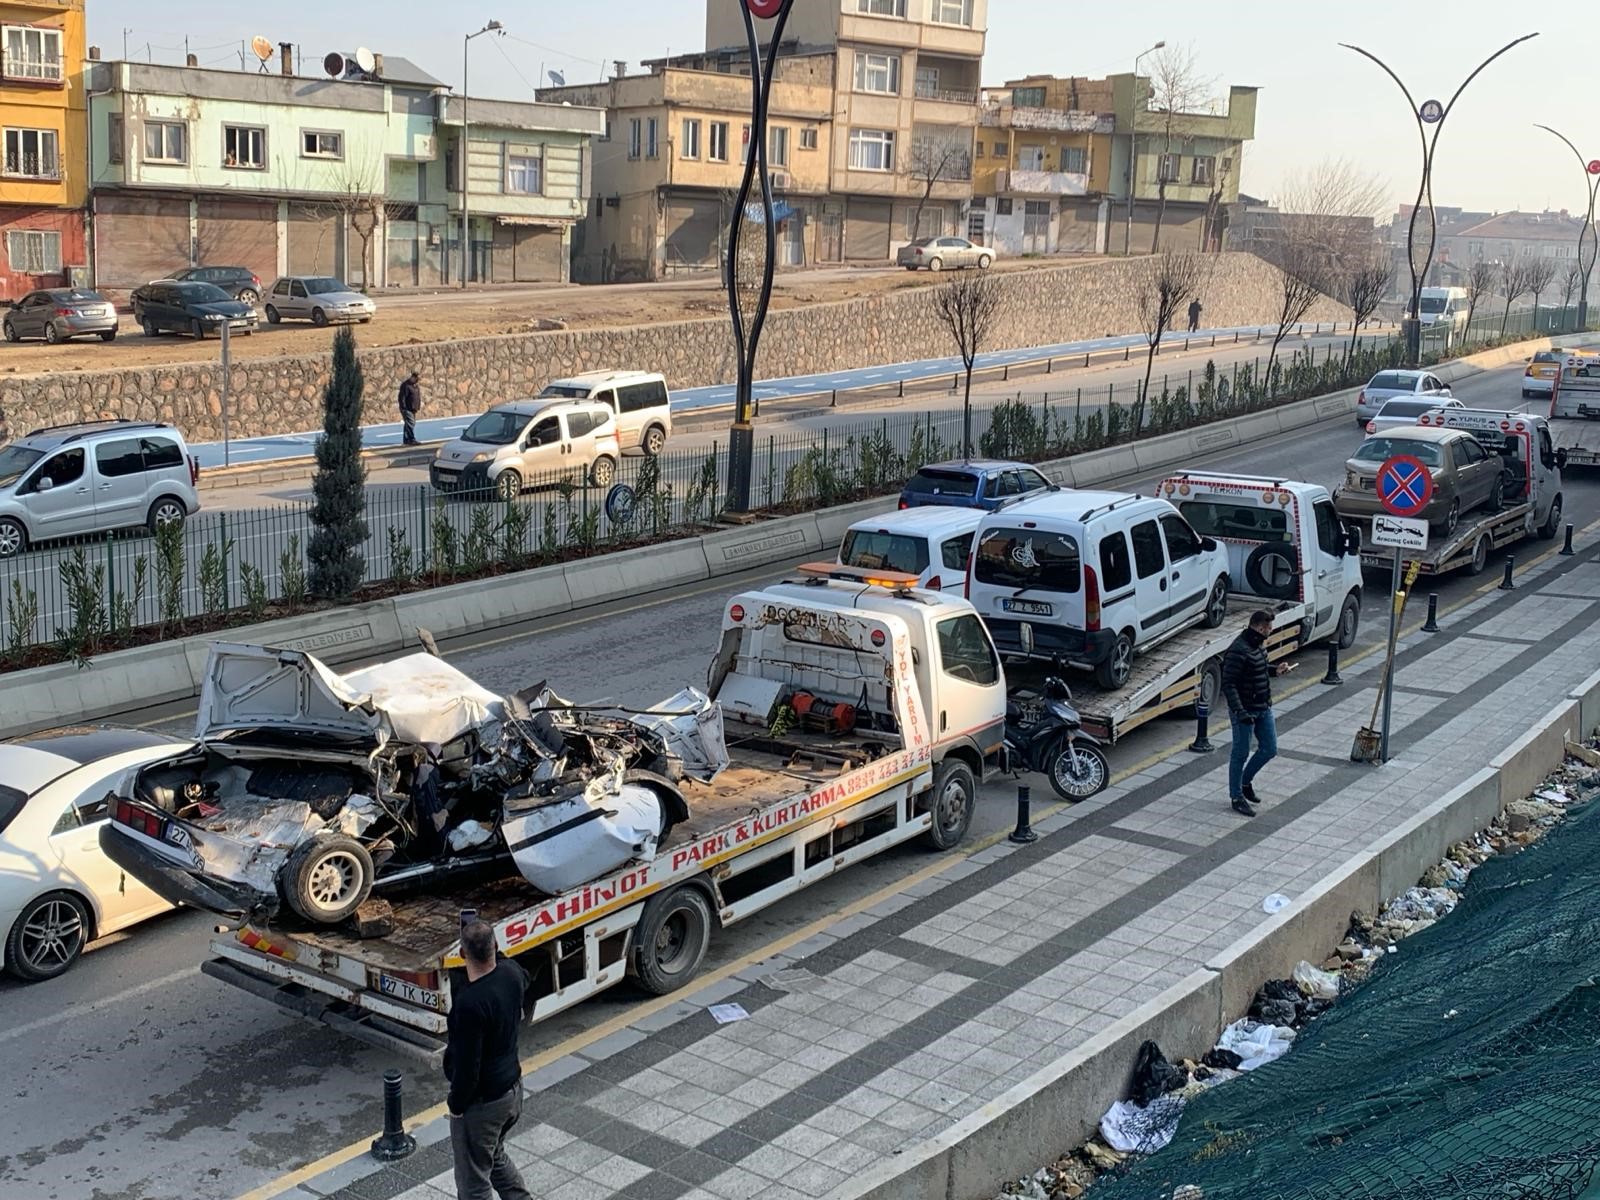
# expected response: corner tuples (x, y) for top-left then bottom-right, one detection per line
(897, 236), (995, 272)
(263, 276), (376, 327)
(1364, 396), (1464, 434)
(1355, 368), (1451, 426)
(2, 288), (119, 344)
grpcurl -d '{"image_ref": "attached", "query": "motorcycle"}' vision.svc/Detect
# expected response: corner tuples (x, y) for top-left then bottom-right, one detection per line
(1003, 676), (1110, 800)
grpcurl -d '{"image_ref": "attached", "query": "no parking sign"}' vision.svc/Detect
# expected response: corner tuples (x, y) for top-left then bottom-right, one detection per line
(1375, 454), (1434, 518)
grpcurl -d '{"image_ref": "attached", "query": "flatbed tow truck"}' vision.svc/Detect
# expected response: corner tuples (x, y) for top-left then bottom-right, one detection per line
(1550, 352), (1600, 469)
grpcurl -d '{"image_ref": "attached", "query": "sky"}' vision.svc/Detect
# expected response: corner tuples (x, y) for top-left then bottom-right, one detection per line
(87, 0), (1595, 218)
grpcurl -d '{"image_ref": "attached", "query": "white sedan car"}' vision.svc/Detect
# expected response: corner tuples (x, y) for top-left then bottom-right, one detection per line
(1, 727), (187, 981)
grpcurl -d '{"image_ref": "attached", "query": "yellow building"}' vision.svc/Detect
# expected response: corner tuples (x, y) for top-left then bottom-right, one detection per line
(0, 0), (85, 298)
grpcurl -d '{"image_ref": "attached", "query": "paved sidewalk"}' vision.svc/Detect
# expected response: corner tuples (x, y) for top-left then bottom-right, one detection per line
(299, 536), (1600, 1200)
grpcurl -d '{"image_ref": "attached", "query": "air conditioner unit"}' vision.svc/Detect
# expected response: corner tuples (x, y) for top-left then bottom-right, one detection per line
(769, 171), (789, 191)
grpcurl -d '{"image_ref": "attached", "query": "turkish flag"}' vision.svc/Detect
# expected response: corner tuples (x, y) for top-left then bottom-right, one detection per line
(746, 0), (785, 17)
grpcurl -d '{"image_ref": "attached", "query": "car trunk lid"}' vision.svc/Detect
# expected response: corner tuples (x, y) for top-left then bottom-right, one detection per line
(198, 644), (383, 745)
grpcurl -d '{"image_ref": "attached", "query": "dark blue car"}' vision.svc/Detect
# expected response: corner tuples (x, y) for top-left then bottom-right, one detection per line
(897, 459), (1055, 511)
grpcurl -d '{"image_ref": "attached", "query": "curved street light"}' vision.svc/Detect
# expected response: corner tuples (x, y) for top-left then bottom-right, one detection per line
(461, 20), (506, 288)
(1123, 40), (1166, 256)
(1534, 124), (1599, 332)
(1340, 33), (1538, 365)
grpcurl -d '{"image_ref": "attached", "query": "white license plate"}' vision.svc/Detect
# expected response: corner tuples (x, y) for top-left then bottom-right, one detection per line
(1002, 598), (1053, 616)
(377, 973), (443, 1011)
(165, 823), (193, 852)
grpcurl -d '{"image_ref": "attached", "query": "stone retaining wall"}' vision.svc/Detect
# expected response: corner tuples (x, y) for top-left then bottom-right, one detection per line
(0, 252), (1348, 444)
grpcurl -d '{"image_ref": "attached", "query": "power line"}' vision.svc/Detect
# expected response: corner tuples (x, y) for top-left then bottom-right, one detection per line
(502, 31), (607, 75)
(490, 36), (539, 97)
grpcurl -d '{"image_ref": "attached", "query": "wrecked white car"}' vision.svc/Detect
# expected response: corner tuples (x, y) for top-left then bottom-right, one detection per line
(100, 643), (725, 925)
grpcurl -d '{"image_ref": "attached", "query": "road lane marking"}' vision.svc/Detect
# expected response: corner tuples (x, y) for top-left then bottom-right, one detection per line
(0, 966), (197, 1046)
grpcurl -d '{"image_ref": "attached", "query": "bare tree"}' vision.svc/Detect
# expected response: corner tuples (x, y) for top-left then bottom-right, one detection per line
(1525, 256), (1558, 331)
(1465, 259), (1497, 331)
(1341, 255), (1395, 360)
(1133, 251), (1208, 424)
(1499, 258), (1535, 337)
(1143, 45), (1217, 253)
(931, 272), (1004, 458)
(903, 131), (972, 246)
(1560, 261), (1583, 323)
(1262, 238), (1329, 393)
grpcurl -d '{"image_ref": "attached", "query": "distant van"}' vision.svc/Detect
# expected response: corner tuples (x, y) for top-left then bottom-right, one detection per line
(1418, 287), (1470, 334)
(539, 370), (672, 456)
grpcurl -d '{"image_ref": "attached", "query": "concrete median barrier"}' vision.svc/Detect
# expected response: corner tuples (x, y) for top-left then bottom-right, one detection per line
(562, 540), (710, 608)
(390, 567), (575, 640)
(699, 516), (824, 573)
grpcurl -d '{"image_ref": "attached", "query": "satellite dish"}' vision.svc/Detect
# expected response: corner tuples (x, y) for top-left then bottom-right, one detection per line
(323, 51), (345, 77)
(250, 36), (273, 62)
(547, 69), (566, 86)
(354, 46), (375, 74)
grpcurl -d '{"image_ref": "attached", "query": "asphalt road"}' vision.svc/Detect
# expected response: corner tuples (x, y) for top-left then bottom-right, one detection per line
(2, 357), (1594, 1200)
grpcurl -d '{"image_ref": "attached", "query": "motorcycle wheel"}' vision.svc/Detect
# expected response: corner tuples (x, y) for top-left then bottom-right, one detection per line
(1049, 740), (1110, 801)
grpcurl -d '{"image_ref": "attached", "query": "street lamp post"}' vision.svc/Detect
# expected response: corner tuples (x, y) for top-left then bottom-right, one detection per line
(461, 20), (505, 288)
(1123, 40), (1164, 257)
(1341, 33), (1537, 366)
(1534, 124), (1600, 332)
(724, 0), (795, 514)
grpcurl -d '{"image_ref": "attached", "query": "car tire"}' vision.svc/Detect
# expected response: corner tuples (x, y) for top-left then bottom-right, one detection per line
(978, 255), (993, 269)
(190, 319), (206, 340)
(1, 319), (16, 342)
(147, 496), (188, 535)
(142, 318), (159, 337)
(1487, 474), (1504, 513)
(1538, 493), (1563, 540)
(44, 321), (62, 345)
(1337, 592), (1361, 649)
(1434, 497), (1460, 537)
(283, 836), (374, 925)
(100, 329), (116, 343)
(311, 307), (329, 328)
(0, 516), (28, 558)
(1048, 740), (1109, 801)
(238, 288), (259, 306)
(5, 892), (91, 982)
(359, 316), (372, 324)
(923, 758), (976, 850)
(1095, 631), (1135, 689)
(928, 257), (944, 272)
(904, 265), (918, 272)
(630, 884), (713, 995)
(495, 470), (522, 502)
(265, 305), (281, 324)
(1202, 576), (1229, 628)
(1244, 544), (1298, 600)
(590, 456), (617, 487)
(1467, 533), (1491, 576)
(642, 425), (667, 456)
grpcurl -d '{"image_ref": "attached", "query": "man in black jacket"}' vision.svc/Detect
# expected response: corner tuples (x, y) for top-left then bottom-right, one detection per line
(445, 921), (532, 1200)
(398, 370), (422, 445)
(1221, 610), (1290, 817)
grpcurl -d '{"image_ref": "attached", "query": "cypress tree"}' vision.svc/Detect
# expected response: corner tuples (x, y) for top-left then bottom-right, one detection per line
(307, 327), (369, 599)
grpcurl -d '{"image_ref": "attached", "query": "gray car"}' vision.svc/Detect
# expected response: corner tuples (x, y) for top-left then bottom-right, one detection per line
(263, 276), (376, 327)
(897, 236), (995, 272)
(1355, 368), (1451, 426)
(1365, 396), (1464, 434)
(2, 288), (119, 344)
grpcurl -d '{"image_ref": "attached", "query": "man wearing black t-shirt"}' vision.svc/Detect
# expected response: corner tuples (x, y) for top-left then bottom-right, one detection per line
(445, 921), (532, 1200)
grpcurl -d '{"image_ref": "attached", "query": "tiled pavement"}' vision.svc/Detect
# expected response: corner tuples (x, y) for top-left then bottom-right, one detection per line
(303, 536), (1600, 1200)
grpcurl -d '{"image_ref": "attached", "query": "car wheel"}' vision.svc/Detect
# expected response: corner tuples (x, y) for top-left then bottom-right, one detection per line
(978, 255), (993, 269)
(142, 318), (159, 337)
(928, 257), (944, 272)
(359, 316), (372, 324)
(631, 884), (713, 995)
(6, 892), (90, 982)
(1202, 577), (1229, 628)
(1538, 493), (1563, 540)
(590, 456), (617, 487)
(283, 836), (374, 924)
(495, 470), (522, 502)
(1337, 593), (1361, 648)
(43, 321), (62, 345)
(265, 305), (281, 324)
(0, 516), (27, 557)
(1, 319), (16, 342)
(1467, 533), (1491, 576)
(238, 288), (259, 306)
(147, 496), (187, 535)
(311, 307), (329, 327)
(1196, 657), (1224, 713)
(100, 329), (116, 343)
(1487, 474), (1504, 512)
(1095, 632), (1135, 689)
(190, 319), (206, 340)
(1434, 497), (1460, 537)
(642, 425), (667, 456)
(923, 758), (976, 850)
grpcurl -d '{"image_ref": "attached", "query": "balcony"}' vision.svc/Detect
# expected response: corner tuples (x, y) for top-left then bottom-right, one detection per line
(2, 53), (64, 84)
(979, 104), (1113, 135)
(995, 168), (1088, 197)
(914, 80), (978, 105)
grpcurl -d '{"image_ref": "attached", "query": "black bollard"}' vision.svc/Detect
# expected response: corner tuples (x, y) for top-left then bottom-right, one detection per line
(1189, 697), (1215, 754)
(1500, 555), (1516, 591)
(370, 1070), (417, 1161)
(1322, 640), (1343, 686)
(1421, 592), (1440, 633)
(1009, 785), (1038, 844)
(1561, 522), (1575, 557)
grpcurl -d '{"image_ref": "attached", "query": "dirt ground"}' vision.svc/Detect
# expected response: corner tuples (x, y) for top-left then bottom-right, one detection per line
(0, 257), (1063, 376)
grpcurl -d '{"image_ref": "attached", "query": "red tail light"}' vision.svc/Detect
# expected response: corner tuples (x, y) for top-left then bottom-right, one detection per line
(188, 455), (199, 485)
(926, 575), (941, 591)
(1365, 421), (1376, 434)
(251, 274), (261, 286)
(1357, 389), (1366, 405)
(1084, 565), (1101, 631)
(112, 798), (162, 838)
(898, 499), (910, 510)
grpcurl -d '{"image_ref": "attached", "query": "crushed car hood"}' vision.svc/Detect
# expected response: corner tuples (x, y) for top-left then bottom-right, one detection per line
(339, 653), (504, 747)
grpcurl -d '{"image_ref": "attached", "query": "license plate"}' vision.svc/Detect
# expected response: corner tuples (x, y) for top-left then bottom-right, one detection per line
(165, 823), (193, 852)
(377, 973), (443, 1011)
(1002, 598), (1053, 616)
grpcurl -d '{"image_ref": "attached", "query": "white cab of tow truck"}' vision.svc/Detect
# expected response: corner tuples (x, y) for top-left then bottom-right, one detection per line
(1550, 353), (1600, 469)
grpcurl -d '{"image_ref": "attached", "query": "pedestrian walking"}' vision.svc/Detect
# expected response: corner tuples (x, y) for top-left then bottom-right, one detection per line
(1221, 610), (1291, 817)
(1187, 298), (1203, 333)
(398, 370), (422, 445)
(446, 920), (533, 1200)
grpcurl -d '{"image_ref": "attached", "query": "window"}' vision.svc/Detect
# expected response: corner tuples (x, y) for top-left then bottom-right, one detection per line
(618, 380), (669, 413)
(681, 118), (701, 160)
(1018, 145), (1045, 171)
(974, 142), (984, 158)
(1191, 155), (1215, 186)
(848, 128), (896, 172)
(856, 0), (906, 14)
(840, 529), (930, 575)
(995, 197), (1013, 216)
(28, 448), (83, 492)
(144, 120), (186, 164)
(769, 125), (789, 168)
(1012, 86), (1046, 108)
(1179, 500), (1289, 543)
(95, 439), (147, 479)
(506, 154), (542, 194)
(967, 211), (985, 241)
(941, 534), (974, 572)
(564, 411), (597, 439)
(1159, 514), (1203, 562)
(1061, 146), (1087, 173)
(906, 467), (978, 499)
(854, 51), (901, 95)
(929, 0), (975, 25)
(1313, 501), (1343, 559)
(975, 527), (1080, 593)
(646, 117), (659, 159)
(140, 438), (184, 471)
(800, 126), (818, 151)
(914, 65), (939, 97)
(628, 118), (642, 160)
(709, 121), (729, 162)
(1452, 438), (1487, 467)
(4, 228), (60, 273)
(1099, 532), (1133, 592)
(289, 280), (308, 298)
(3, 127), (58, 178)
(1130, 520), (1166, 579)
(107, 113), (124, 164)
(527, 416), (560, 447)
(1157, 153), (1180, 183)
(3, 24), (63, 81)
(301, 129), (343, 159)
(223, 124), (266, 170)
(936, 615), (999, 687)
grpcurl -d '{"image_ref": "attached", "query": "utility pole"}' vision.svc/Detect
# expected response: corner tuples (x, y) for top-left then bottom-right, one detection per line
(461, 20), (504, 288)
(1534, 124), (1600, 331)
(1124, 41), (1164, 256)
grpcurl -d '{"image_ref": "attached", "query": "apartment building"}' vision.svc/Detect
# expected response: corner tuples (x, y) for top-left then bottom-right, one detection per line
(0, 0), (86, 299)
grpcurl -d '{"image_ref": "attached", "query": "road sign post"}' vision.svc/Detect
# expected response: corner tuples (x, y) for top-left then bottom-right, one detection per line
(1370, 456), (1434, 762)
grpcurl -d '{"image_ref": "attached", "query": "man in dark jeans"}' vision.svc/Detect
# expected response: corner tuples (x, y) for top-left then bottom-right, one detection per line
(1187, 297), (1203, 333)
(398, 370), (422, 445)
(446, 921), (532, 1200)
(1221, 610), (1290, 817)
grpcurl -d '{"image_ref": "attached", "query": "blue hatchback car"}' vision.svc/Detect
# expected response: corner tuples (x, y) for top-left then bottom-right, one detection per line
(897, 459), (1056, 511)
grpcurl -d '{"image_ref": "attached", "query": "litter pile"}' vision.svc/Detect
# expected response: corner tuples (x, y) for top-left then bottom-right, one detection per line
(993, 738), (1600, 1200)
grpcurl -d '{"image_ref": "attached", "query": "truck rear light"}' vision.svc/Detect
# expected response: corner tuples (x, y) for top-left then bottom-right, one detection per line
(729, 603), (745, 622)
(1084, 565), (1101, 631)
(898, 499), (910, 510)
(925, 575), (941, 591)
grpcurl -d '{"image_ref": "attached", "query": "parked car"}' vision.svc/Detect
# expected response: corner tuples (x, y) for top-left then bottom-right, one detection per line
(0, 726), (188, 981)
(967, 490), (1231, 688)
(837, 506), (981, 593)
(539, 370), (673, 456)
(1365, 396), (1464, 434)
(3, 288), (119, 344)
(1334, 426), (1503, 536)
(898, 460), (1055, 512)
(264, 276), (375, 327)
(897, 236), (995, 272)
(1355, 369), (1452, 426)
(430, 398), (622, 499)
(0, 419), (200, 557)
(1522, 350), (1562, 398)
(162, 266), (264, 306)
(131, 281), (256, 339)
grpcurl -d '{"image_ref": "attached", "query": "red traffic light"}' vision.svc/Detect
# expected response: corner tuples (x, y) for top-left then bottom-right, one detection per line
(745, 0), (784, 15)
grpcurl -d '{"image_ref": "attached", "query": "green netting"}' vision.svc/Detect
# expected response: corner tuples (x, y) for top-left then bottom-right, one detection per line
(1093, 795), (1600, 1200)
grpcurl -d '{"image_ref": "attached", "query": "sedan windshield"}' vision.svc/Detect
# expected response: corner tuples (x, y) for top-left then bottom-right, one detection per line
(0, 445), (44, 488)
(1368, 372), (1413, 391)
(1351, 438), (1444, 467)
(462, 410), (528, 445)
(304, 278), (346, 295)
(175, 282), (232, 302)
(1418, 297), (1447, 314)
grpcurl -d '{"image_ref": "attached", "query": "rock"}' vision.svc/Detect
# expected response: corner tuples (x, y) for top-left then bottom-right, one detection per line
(1081, 1141), (1125, 1171)
(1419, 863), (1450, 888)
(349, 898), (395, 938)
(1566, 740), (1600, 768)
(1336, 938), (1363, 961)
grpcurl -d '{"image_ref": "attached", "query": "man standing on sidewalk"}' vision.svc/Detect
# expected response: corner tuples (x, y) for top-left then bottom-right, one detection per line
(446, 921), (533, 1200)
(398, 370), (423, 445)
(1222, 610), (1290, 817)
(1187, 297), (1203, 333)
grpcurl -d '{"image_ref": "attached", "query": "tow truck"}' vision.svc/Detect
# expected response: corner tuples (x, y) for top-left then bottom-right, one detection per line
(1550, 352), (1600, 468)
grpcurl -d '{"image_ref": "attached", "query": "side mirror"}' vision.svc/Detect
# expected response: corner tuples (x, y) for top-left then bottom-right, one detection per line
(36, 476), (54, 493)
(1344, 526), (1362, 556)
(1556, 448), (1570, 470)
(1200, 536), (1219, 552)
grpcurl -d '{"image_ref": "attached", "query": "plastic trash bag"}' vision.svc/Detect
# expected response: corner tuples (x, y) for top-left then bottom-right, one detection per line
(1262, 892), (1292, 913)
(1293, 960), (1341, 1001)
(447, 819), (495, 852)
(1216, 1018), (1295, 1071)
(1202, 1047), (1243, 1071)
(1130, 1040), (1188, 1106)
(1100, 1095), (1186, 1154)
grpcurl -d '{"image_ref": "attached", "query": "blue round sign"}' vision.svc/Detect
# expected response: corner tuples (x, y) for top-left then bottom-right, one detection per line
(1376, 454), (1434, 517)
(1419, 99), (1443, 124)
(604, 483), (638, 526)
